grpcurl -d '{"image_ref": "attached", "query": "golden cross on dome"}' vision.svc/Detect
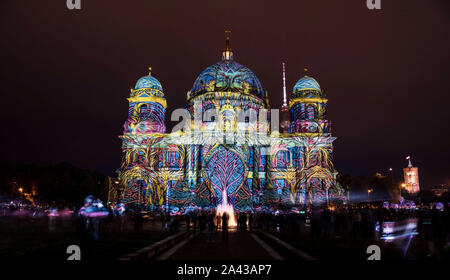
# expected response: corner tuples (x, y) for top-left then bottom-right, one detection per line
(304, 67), (308, 75)
(225, 30), (231, 51)
(148, 66), (152, 75)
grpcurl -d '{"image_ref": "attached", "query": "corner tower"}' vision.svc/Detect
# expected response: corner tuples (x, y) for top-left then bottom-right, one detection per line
(289, 69), (330, 134)
(285, 69), (340, 204)
(123, 68), (167, 134)
(118, 68), (167, 205)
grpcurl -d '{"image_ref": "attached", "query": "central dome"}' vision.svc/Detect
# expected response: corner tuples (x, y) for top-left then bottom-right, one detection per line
(190, 60), (265, 98)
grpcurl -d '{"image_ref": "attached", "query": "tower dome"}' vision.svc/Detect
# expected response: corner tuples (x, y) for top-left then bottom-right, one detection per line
(134, 70), (163, 91)
(130, 67), (165, 102)
(288, 69), (329, 134)
(293, 75), (321, 92)
(123, 68), (167, 135)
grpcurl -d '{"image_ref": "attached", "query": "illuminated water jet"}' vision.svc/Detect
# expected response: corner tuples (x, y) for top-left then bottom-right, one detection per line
(216, 190), (237, 227)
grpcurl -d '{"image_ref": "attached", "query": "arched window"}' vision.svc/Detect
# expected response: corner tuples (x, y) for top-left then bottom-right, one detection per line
(306, 105), (315, 120)
(300, 104), (307, 119)
(139, 104), (149, 119)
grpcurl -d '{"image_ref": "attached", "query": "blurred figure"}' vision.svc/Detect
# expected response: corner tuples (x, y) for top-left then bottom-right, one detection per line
(199, 211), (207, 232)
(192, 211), (198, 233)
(238, 213), (247, 231)
(133, 209), (143, 232)
(222, 212), (229, 242)
(322, 207), (332, 238)
(169, 214), (179, 232)
(206, 211), (215, 242)
(117, 203), (126, 232)
(77, 195), (108, 260)
(48, 205), (58, 232)
(311, 206), (321, 241)
(248, 213), (254, 231)
(215, 213), (221, 232)
(78, 195), (109, 241)
(185, 213), (191, 230)
(161, 212), (167, 229)
(352, 209), (362, 237)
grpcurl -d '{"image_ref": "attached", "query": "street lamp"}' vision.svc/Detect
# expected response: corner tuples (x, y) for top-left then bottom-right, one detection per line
(367, 188), (373, 203)
(18, 187), (24, 199)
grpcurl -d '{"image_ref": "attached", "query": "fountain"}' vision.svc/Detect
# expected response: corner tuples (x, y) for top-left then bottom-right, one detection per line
(216, 189), (237, 227)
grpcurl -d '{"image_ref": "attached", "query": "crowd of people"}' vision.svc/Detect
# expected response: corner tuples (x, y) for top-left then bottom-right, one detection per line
(181, 210), (229, 241)
(2, 196), (450, 259)
(164, 204), (450, 258)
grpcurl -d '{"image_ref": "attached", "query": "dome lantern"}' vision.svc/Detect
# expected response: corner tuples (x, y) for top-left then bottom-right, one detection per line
(222, 30), (233, 61)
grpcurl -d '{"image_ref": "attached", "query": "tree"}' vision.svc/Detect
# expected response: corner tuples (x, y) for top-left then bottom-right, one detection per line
(440, 191), (450, 203)
(0, 162), (109, 204)
(368, 173), (397, 202)
(418, 190), (438, 204)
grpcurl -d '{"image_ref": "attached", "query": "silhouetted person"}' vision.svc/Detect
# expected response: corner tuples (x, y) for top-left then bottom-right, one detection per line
(311, 206), (321, 240)
(76, 214), (95, 260)
(206, 212), (215, 242)
(352, 209), (362, 237)
(169, 215), (176, 232)
(185, 214), (191, 230)
(199, 212), (207, 232)
(192, 211), (198, 233)
(322, 208), (332, 238)
(133, 210), (143, 232)
(161, 212), (166, 229)
(222, 212), (229, 242)
(241, 214), (248, 231)
(215, 214), (221, 232)
(169, 215), (180, 232)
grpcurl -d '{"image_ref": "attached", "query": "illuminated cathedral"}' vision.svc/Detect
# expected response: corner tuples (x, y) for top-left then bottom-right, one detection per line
(110, 32), (344, 212)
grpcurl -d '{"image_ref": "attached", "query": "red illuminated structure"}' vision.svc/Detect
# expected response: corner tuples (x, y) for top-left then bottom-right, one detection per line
(403, 156), (420, 194)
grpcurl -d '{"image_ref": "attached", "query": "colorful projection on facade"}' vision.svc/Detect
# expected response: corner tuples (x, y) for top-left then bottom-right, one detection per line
(109, 33), (344, 211)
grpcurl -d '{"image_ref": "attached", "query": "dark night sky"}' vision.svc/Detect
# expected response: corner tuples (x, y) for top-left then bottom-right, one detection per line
(0, 0), (449, 188)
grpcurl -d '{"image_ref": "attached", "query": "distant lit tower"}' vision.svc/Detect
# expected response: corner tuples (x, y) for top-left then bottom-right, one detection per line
(403, 156), (420, 194)
(280, 62), (290, 133)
